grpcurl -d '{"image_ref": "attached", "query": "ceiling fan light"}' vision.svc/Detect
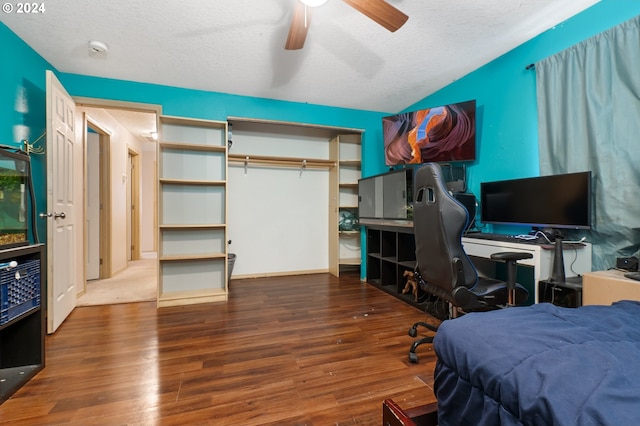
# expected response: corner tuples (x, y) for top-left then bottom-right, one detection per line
(300, 0), (328, 7)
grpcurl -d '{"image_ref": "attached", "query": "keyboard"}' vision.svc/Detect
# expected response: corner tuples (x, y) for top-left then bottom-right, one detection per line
(624, 271), (640, 281)
(464, 233), (539, 244)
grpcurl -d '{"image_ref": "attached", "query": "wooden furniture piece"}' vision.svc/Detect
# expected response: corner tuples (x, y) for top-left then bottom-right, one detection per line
(226, 118), (362, 278)
(582, 269), (640, 305)
(329, 133), (362, 275)
(157, 116), (228, 307)
(0, 244), (45, 404)
(382, 399), (438, 426)
(364, 226), (592, 306)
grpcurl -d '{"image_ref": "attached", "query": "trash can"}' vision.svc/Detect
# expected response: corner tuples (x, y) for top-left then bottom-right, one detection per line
(227, 253), (236, 284)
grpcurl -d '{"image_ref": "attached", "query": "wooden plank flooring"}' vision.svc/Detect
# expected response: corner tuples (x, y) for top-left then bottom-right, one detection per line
(0, 272), (439, 425)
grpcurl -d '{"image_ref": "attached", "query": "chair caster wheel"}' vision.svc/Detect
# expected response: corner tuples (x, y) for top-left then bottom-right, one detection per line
(408, 352), (419, 363)
(408, 327), (417, 338)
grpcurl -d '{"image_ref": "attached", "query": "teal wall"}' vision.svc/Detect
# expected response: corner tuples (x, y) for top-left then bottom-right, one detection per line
(58, 73), (390, 178)
(2, 0), (640, 258)
(0, 23), (55, 243)
(403, 0), (640, 235)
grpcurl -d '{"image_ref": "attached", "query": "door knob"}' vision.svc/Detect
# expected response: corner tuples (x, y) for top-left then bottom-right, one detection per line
(54, 212), (66, 219)
(39, 212), (53, 219)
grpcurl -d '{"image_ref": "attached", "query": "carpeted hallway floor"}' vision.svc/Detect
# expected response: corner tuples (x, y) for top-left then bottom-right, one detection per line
(77, 252), (157, 306)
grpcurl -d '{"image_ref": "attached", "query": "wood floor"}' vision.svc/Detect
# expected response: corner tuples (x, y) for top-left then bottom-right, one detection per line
(0, 272), (439, 425)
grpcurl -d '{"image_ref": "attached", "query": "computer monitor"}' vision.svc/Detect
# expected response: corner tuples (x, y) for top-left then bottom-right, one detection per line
(480, 171), (592, 230)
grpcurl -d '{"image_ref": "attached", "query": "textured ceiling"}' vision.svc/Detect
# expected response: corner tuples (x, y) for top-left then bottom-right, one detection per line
(4, 0), (599, 113)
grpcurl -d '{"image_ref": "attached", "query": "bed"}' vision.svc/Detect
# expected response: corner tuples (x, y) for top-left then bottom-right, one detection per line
(433, 300), (640, 426)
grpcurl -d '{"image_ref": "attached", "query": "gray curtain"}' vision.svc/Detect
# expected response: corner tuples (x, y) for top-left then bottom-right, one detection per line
(536, 15), (640, 271)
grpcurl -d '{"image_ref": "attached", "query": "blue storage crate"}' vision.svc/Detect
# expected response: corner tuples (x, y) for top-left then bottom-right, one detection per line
(0, 259), (40, 325)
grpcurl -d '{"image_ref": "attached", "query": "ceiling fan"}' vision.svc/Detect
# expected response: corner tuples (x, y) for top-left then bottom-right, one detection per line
(285, 0), (409, 50)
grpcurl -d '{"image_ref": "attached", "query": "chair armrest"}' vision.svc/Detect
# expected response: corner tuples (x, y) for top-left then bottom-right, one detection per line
(490, 251), (533, 262)
(489, 251), (533, 305)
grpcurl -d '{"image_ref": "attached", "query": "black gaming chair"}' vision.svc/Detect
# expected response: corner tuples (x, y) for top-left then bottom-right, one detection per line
(407, 163), (531, 363)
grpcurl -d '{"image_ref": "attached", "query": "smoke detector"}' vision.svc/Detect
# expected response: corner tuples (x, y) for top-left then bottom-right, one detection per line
(88, 40), (109, 54)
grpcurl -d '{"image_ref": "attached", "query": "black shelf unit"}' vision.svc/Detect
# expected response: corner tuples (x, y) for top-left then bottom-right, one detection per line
(0, 244), (45, 404)
(366, 226), (421, 307)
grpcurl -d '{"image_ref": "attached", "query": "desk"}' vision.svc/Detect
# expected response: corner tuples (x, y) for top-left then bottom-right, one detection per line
(582, 269), (640, 305)
(462, 237), (592, 303)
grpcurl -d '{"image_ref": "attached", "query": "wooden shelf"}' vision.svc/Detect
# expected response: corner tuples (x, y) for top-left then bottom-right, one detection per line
(159, 142), (226, 152)
(330, 133), (362, 277)
(160, 115), (228, 128)
(159, 178), (225, 186)
(158, 115), (228, 307)
(159, 224), (225, 230)
(159, 253), (226, 261)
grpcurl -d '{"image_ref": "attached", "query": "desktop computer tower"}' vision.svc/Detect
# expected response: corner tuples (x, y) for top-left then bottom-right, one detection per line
(538, 279), (582, 308)
(452, 193), (476, 232)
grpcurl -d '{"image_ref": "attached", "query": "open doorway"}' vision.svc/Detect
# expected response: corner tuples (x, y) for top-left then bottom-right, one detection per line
(85, 119), (111, 281)
(76, 101), (160, 305)
(127, 149), (141, 262)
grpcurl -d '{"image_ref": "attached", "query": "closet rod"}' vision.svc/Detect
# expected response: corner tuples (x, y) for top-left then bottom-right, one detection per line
(228, 154), (335, 170)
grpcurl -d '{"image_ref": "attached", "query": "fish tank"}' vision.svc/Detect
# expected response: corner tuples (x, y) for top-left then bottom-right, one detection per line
(0, 148), (31, 249)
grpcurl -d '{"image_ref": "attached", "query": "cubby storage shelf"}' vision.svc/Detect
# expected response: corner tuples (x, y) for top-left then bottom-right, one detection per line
(365, 225), (424, 309)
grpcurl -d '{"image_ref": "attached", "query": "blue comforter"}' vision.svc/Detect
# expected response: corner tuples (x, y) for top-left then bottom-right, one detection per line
(433, 301), (640, 425)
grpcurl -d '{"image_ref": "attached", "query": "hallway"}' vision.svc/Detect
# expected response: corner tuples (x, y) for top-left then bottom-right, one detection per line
(77, 252), (157, 306)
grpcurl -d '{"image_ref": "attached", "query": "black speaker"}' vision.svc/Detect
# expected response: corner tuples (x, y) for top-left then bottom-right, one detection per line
(452, 193), (477, 231)
(616, 257), (638, 271)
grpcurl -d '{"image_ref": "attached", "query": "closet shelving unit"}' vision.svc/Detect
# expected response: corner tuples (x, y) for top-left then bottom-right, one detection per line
(157, 116), (228, 307)
(227, 118), (362, 278)
(330, 134), (362, 275)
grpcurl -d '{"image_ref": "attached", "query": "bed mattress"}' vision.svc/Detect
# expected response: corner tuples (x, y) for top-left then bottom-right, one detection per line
(433, 301), (640, 425)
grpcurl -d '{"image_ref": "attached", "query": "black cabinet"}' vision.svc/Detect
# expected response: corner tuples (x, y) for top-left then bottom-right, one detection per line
(0, 244), (45, 404)
(538, 279), (582, 308)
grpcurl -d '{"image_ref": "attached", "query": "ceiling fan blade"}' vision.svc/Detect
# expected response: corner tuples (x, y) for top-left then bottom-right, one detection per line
(342, 0), (408, 32)
(285, 2), (313, 50)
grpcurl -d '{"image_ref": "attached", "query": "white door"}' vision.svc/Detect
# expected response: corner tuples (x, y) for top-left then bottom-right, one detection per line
(45, 70), (79, 333)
